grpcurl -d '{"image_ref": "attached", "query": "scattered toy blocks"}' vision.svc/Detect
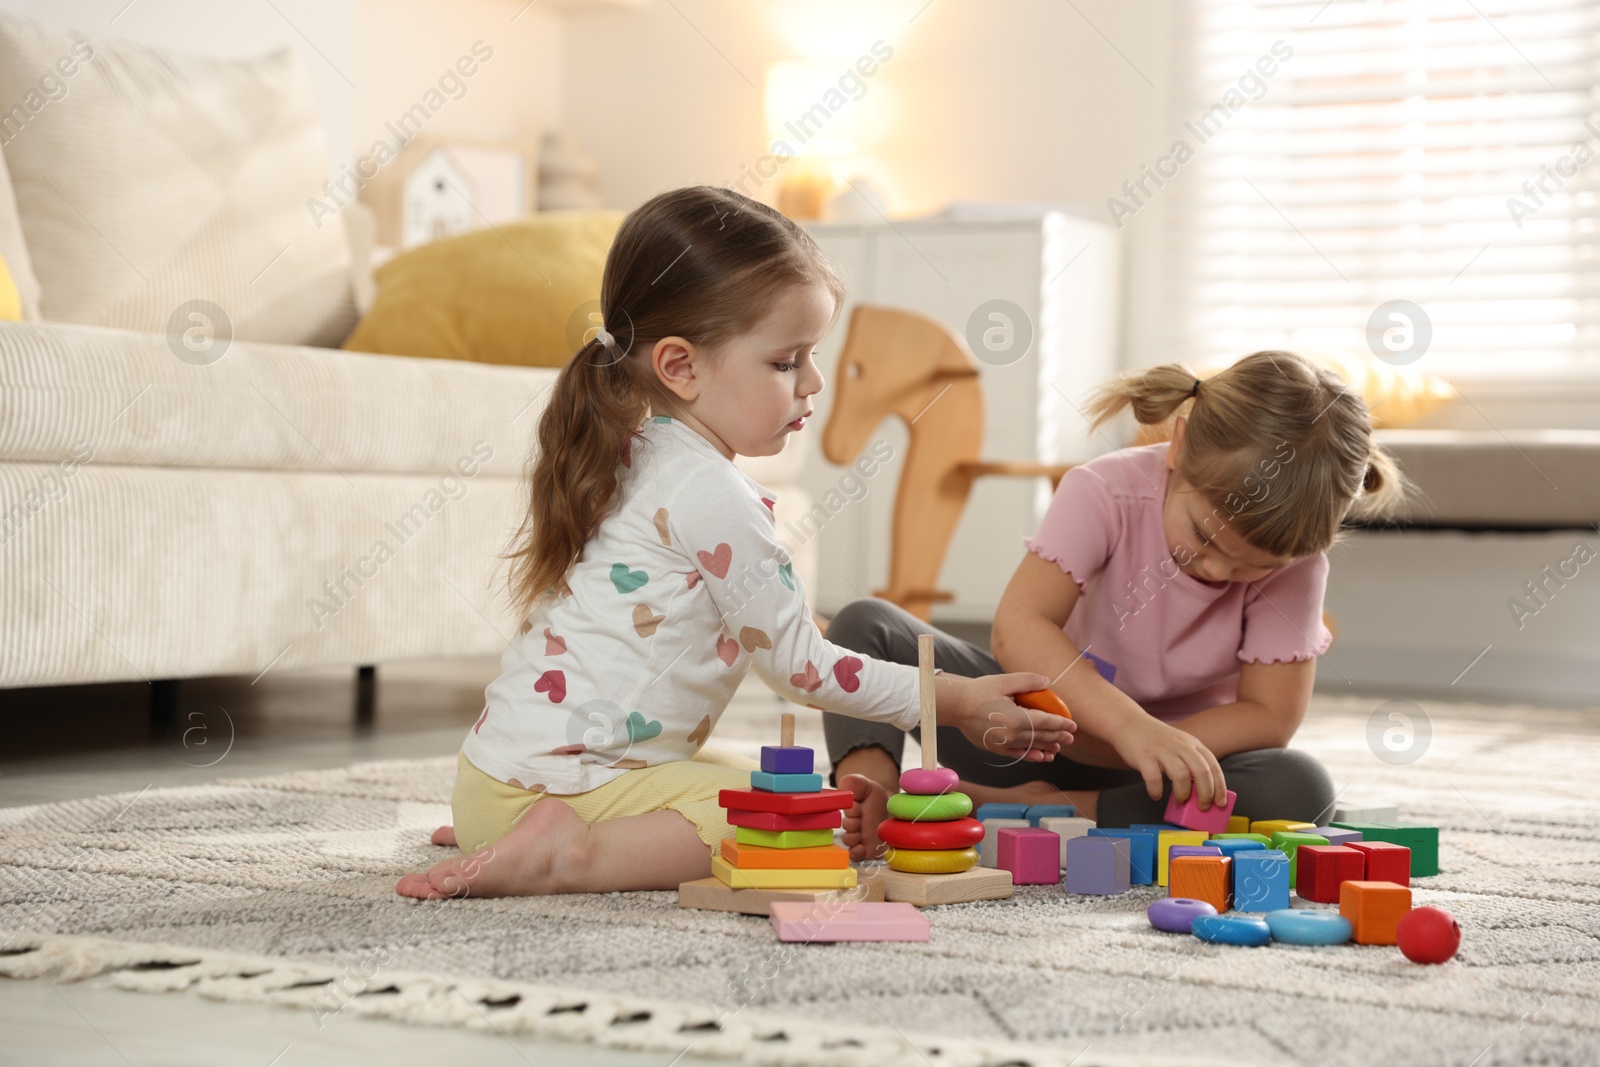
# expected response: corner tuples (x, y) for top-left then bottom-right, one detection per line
(1334, 803), (1399, 825)
(1066, 834), (1131, 895)
(1168, 855), (1231, 913)
(997, 828), (1061, 885)
(979, 818), (1032, 868)
(770, 900), (930, 943)
(1339, 879), (1413, 945)
(881, 865), (1014, 907)
(1347, 840), (1412, 886)
(1025, 804), (1078, 825)
(1088, 828), (1157, 885)
(1332, 823), (1438, 877)
(1302, 826), (1364, 847)
(975, 803), (1029, 822)
(1295, 844), (1366, 903)
(1038, 817), (1094, 867)
(1156, 830), (1210, 887)
(1251, 819), (1315, 841)
(1231, 849), (1291, 912)
(1209, 838), (1267, 863)
(1211, 833), (1272, 846)
(1269, 831), (1330, 888)
(1164, 788), (1237, 834)
(1226, 815), (1252, 835)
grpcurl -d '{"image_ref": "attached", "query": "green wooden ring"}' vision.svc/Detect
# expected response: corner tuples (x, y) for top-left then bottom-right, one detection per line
(886, 790), (972, 822)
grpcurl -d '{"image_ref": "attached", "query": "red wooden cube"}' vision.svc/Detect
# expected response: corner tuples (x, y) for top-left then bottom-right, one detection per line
(1347, 840), (1411, 886)
(1296, 844), (1366, 903)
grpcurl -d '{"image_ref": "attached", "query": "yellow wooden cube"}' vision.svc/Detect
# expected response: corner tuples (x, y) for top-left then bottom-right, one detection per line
(1156, 830), (1210, 886)
(1226, 815), (1251, 835)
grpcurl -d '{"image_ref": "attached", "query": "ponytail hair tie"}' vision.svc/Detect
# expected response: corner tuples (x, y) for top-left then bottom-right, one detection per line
(1190, 378), (1202, 398)
(593, 327), (615, 351)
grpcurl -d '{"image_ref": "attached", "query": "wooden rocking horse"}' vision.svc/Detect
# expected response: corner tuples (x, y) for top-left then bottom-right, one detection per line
(821, 305), (1073, 622)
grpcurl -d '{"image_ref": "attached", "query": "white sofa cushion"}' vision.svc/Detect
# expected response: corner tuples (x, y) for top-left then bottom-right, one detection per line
(0, 321), (554, 476)
(0, 12), (356, 347)
(0, 137), (41, 320)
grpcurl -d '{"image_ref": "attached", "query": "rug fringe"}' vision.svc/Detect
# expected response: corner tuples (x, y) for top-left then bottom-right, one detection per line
(0, 931), (1212, 1067)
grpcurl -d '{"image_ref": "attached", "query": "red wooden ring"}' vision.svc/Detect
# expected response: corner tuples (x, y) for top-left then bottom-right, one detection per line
(878, 816), (985, 851)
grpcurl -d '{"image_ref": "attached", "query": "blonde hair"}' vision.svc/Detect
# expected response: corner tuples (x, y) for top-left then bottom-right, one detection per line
(1086, 351), (1411, 558)
(504, 186), (844, 619)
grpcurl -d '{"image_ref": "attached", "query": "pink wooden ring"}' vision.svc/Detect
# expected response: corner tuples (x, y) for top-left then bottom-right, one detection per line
(899, 767), (959, 795)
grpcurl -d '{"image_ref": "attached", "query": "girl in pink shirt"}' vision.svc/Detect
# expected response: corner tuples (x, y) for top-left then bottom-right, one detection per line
(825, 351), (1408, 852)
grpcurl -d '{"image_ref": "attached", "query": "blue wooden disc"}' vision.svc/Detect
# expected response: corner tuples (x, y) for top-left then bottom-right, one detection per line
(1191, 914), (1272, 946)
(1265, 908), (1353, 945)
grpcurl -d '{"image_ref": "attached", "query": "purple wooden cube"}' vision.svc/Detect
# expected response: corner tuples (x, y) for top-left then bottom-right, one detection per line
(759, 745), (814, 775)
(997, 827), (1060, 885)
(1065, 834), (1131, 895)
(1167, 845), (1224, 864)
(1306, 826), (1364, 847)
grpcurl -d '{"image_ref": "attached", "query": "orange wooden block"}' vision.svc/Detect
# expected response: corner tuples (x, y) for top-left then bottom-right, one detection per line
(719, 839), (850, 870)
(1016, 689), (1072, 720)
(1168, 855), (1231, 913)
(1339, 879), (1413, 945)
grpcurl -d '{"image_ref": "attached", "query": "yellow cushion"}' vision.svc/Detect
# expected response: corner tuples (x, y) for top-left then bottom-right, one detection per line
(344, 209), (625, 367)
(0, 251), (21, 321)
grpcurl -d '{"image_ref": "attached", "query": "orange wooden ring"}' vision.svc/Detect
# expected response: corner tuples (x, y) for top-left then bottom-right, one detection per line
(1017, 689), (1072, 720)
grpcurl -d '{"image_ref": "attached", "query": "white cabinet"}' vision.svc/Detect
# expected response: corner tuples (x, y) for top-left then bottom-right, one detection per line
(796, 212), (1120, 624)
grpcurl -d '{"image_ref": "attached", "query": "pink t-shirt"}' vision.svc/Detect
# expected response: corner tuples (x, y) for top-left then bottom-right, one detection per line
(1021, 443), (1332, 722)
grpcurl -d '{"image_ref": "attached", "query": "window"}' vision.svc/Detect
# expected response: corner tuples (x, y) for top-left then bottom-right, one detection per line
(1159, 0), (1600, 384)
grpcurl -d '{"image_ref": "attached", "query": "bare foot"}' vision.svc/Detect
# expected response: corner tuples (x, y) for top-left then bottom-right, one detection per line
(396, 798), (587, 899)
(840, 773), (894, 863)
(959, 778), (1099, 822)
(430, 825), (456, 847)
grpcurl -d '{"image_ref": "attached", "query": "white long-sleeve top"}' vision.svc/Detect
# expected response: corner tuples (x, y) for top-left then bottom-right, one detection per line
(461, 415), (923, 793)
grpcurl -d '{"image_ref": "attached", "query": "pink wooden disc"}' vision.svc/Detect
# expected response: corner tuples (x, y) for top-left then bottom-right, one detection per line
(899, 767), (959, 795)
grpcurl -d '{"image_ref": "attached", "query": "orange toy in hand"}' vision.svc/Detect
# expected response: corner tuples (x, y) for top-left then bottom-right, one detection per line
(1016, 689), (1072, 720)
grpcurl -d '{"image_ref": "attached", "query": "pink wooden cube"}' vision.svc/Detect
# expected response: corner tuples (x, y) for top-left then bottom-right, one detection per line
(996, 827), (1061, 885)
(1164, 788), (1237, 834)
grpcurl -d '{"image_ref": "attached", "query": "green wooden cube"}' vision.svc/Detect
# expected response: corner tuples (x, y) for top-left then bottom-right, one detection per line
(1269, 831), (1329, 888)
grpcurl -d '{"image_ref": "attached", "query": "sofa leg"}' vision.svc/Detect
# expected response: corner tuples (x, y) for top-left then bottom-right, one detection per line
(356, 665), (376, 727)
(150, 679), (179, 740)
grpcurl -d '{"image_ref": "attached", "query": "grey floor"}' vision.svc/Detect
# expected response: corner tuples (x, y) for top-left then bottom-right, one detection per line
(0, 654), (758, 1067)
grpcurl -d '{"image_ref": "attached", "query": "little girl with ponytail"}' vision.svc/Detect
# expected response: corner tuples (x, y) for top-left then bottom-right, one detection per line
(822, 350), (1409, 849)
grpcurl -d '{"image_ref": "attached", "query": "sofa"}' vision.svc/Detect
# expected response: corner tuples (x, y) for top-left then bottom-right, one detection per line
(0, 12), (817, 694)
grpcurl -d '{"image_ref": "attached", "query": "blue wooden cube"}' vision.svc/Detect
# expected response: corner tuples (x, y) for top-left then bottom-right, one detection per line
(1211, 838), (1268, 862)
(975, 803), (1029, 822)
(750, 770), (823, 793)
(759, 745), (815, 775)
(1025, 803), (1076, 826)
(1089, 828), (1156, 885)
(1232, 849), (1291, 911)
(1128, 822), (1183, 834)
(1065, 834), (1131, 895)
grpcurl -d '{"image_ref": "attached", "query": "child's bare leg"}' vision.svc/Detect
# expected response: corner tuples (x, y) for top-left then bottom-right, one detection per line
(396, 799), (710, 899)
(835, 745), (900, 862)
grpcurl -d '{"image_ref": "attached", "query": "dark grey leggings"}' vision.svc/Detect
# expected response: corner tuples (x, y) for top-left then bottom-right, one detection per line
(821, 597), (1337, 828)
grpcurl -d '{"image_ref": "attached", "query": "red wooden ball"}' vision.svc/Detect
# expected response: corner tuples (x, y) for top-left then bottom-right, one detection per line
(1396, 906), (1460, 964)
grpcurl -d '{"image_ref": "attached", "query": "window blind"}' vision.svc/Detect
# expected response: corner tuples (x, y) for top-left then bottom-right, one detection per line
(1160, 0), (1600, 379)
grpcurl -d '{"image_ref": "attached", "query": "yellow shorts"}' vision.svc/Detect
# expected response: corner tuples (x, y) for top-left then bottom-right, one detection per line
(451, 748), (760, 854)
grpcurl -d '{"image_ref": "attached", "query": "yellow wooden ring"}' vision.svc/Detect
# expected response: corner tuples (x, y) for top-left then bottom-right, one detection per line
(885, 846), (979, 874)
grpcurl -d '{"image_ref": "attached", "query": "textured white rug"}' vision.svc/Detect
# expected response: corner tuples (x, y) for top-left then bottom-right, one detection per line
(2, 694), (1599, 1067)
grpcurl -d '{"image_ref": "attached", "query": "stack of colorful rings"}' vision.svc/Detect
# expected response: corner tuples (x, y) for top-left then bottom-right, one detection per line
(879, 767), (984, 874)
